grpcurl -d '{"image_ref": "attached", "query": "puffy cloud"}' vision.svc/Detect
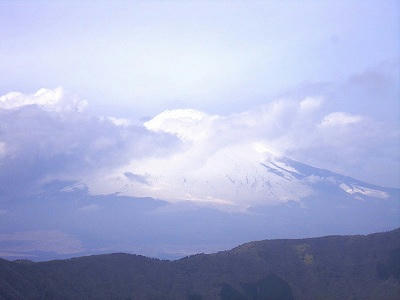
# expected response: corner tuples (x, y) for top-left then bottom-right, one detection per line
(0, 87), (88, 112)
(0, 88), (178, 198)
(144, 109), (217, 142)
(87, 102), (319, 206)
(0, 86), (398, 207)
(88, 95), (399, 205)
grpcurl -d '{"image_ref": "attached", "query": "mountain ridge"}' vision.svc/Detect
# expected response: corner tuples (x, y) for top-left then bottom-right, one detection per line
(1, 228), (399, 299)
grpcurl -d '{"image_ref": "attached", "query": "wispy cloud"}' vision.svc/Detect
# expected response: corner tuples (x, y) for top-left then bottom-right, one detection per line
(319, 112), (363, 127)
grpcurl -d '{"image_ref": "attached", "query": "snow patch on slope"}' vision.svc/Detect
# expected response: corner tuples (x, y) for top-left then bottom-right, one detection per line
(339, 183), (388, 199)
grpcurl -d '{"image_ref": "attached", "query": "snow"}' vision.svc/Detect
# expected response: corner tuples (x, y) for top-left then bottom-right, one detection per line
(339, 183), (388, 199)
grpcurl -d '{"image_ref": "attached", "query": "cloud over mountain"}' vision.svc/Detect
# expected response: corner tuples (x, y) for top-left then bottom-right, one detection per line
(0, 84), (398, 258)
(0, 86), (398, 204)
(89, 97), (399, 205)
(0, 88), (178, 198)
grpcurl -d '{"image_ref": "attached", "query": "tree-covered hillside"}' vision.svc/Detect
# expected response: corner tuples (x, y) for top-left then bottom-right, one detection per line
(1, 228), (399, 299)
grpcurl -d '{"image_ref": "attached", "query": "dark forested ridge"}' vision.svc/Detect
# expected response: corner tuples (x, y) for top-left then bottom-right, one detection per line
(1, 228), (400, 300)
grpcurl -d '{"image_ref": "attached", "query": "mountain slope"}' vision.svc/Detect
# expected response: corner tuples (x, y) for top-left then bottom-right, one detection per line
(1, 228), (399, 300)
(0, 159), (399, 261)
(1, 154), (398, 261)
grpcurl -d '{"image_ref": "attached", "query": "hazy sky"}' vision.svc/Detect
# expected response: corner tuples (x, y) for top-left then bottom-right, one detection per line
(1, 0), (399, 116)
(0, 0), (399, 194)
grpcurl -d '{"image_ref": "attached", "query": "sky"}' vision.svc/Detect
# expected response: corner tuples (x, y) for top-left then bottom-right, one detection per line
(0, 0), (399, 260)
(0, 0), (399, 199)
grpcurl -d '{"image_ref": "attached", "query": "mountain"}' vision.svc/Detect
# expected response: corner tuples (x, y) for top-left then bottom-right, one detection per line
(0, 154), (399, 261)
(161, 151), (398, 207)
(1, 228), (399, 299)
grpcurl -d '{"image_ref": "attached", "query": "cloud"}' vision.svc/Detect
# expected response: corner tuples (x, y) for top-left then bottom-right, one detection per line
(319, 112), (363, 127)
(0, 85), (398, 208)
(124, 172), (149, 185)
(0, 88), (178, 198)
(0, 87), (88, 112)
(144, 109), (217, 142)
(106, 116), (131, 127)
(299, 97), (323, 112)
(79, 99), (315, 205)
(88, 94), (399, 204)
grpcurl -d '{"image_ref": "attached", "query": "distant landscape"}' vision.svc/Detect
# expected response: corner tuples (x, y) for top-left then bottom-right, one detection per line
(1, 228), (399, 299)
(1, 155), (399, 261)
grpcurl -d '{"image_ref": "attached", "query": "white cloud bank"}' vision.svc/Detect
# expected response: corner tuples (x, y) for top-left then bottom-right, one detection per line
(0, 87), (178, 198)
(88, 97), (399, 207)
(0, 87), (88, 112)
(0, 87), (398, 208)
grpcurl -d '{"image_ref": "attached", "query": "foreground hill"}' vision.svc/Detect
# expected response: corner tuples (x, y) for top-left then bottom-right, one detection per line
(1, 229), (400, 299)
